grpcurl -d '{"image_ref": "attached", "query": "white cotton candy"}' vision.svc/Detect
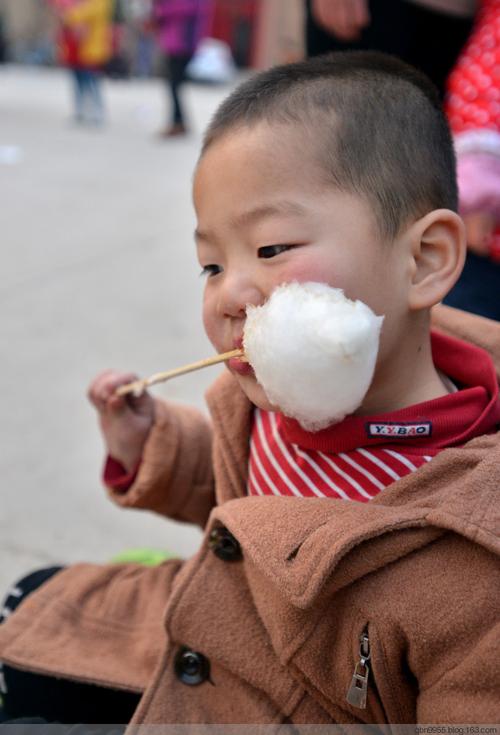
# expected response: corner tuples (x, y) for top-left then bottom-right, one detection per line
(243, 282), (384, 431)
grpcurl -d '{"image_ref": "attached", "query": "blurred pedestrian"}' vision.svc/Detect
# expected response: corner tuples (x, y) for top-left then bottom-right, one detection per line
(0, 12), (7, 63)
(306, 0), (477, 97)
(152, 0), (213, 137)
(443, 0), (500, 320)
(106, 0), (131, 78)
(127, 0), (156, 77)
(51, 0), (114, 125)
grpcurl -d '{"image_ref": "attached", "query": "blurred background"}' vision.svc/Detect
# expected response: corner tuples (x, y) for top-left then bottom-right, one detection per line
(0, 0), (304, 71)
(0, 0), (305, 592)
(0, 0), (499, 592)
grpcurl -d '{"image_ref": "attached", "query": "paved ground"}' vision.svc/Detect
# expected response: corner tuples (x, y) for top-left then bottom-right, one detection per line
(0, 65), (237, 592)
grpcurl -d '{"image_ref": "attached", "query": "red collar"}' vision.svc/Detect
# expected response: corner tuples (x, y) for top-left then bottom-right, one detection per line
(281, 331), (500, 454)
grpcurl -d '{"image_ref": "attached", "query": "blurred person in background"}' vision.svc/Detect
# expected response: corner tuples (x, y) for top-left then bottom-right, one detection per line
(152, 0), (213, 137)
(51, 0), (114, 125)
(105, 0), (133, 78)
(0, 12), (6, 63)
(127, 0), (156, 77)
(443, 0), (500, 320)
(306, 0), (477, 97)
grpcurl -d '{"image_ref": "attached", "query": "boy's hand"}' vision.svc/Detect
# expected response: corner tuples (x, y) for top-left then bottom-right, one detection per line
(312, 0), (370, 41)
(88, 370), (156, 473)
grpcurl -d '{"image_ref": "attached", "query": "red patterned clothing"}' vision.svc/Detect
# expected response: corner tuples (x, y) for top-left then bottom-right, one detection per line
(446, 0), (500, 133)
(445, 0), (500, 258)
(248, 331), (500, 501)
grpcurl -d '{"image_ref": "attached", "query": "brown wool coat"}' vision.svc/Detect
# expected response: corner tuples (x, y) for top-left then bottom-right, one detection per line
(1, 305), (499, 725)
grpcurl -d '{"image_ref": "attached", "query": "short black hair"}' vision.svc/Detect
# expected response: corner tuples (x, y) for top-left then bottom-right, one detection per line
(201, 51), (458, 239)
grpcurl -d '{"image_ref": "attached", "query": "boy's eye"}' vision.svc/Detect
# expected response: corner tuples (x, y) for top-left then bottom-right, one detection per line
(200, 264), (222, 278)
(258, 244), (294, 259)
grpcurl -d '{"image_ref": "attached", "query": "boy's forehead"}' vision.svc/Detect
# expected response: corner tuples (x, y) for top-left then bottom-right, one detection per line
(194, 123), (385, 244)
(194, 123), (329, 204)
(200, 123), (325, 175)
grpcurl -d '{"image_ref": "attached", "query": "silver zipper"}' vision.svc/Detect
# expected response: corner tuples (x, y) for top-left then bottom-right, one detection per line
(346, 626), (370, 709)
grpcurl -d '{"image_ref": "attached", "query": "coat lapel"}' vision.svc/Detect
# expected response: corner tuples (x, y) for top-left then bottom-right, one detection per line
(210, 425), (500, 610)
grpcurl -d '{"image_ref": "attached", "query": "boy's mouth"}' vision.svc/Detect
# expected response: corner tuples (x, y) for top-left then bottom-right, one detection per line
(228, 337), (254, 376)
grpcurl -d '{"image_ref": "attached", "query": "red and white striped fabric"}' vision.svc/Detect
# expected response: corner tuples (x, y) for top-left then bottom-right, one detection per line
(247, 331), (500, 502)
(248, 409), (433, 502)
(445, 0), (500, 259)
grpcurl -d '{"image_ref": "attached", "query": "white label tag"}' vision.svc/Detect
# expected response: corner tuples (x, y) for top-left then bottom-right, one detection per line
(366, 422), (432, 438)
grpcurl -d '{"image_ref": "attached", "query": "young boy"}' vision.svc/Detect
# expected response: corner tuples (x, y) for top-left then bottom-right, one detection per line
(0, 52), (499, 726)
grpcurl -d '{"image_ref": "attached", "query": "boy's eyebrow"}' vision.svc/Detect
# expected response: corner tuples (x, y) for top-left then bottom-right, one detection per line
(230, 200), (309, 228)
(194, 200), (309, 242)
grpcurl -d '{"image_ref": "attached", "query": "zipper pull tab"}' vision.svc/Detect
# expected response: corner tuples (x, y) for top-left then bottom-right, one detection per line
(346, 628), (370, 709)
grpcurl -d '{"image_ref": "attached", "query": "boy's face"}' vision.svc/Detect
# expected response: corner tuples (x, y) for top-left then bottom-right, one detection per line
(193, 124), (411, 411)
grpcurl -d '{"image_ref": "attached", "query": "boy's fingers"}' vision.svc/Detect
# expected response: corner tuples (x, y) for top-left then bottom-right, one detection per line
(87, 369), (117, 409)
(105, 373), (139, 398)
(107, 392), (128, 411)
(106, 388), (154, 418)
(88, 371), (139, 411)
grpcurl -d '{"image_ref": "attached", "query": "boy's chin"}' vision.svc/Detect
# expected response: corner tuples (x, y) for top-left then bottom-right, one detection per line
(232, 372), (277, 412)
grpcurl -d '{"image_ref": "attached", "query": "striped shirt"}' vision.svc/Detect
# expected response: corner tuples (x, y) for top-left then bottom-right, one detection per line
(248, 332), (500, 501)
(248, 408), (434, 501)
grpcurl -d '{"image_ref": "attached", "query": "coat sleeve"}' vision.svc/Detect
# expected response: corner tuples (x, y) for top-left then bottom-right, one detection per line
(413, 538), (500, 723)
(106, 398), (215, 529)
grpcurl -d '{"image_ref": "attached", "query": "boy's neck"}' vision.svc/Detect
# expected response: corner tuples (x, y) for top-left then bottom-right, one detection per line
(356, 319), (450, 416)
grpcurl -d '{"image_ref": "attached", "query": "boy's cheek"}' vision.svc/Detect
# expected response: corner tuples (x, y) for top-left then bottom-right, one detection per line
(278, 259), (338, 288)
(276, 243), (369, 292)
(202, 302), (219, 349)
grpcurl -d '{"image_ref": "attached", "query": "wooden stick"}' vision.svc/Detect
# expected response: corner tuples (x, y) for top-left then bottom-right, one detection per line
(116, 348), (246, 397)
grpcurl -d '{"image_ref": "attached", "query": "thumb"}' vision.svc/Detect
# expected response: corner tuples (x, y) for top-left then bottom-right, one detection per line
(108, 386), (155, 418)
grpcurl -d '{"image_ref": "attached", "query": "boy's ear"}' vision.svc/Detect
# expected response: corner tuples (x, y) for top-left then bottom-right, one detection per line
(406, 209), (466, 311)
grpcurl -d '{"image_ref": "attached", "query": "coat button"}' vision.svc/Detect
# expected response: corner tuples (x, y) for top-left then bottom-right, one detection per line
(174, 647), (210, 686)
(209, 526), (242, 561)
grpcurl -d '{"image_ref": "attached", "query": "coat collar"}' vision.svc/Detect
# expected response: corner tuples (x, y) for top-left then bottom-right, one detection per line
(206, 306), (500, 609)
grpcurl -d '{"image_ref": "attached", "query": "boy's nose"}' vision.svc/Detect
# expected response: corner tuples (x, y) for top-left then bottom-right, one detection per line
(218, 276), (263, 319)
